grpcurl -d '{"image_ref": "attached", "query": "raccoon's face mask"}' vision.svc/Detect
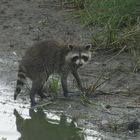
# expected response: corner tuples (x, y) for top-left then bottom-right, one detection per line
(65, 44), (92, 67)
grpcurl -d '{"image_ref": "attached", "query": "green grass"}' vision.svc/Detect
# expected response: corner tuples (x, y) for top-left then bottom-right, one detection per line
(64, 0), (140, 47)
(81, 0), (140, 27)
(91, 22), (140, 49)
(63, 0), (140, 69)
(50, 76), (59, 96)
(83, 0), (140, 49)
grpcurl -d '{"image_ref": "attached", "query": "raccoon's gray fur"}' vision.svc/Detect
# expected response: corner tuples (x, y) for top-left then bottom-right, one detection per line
(14, 40), (92, 106)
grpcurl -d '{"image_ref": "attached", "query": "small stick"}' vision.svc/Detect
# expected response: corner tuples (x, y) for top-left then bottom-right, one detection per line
(105, 45), (127, 63)
(30, 101), (54, 109)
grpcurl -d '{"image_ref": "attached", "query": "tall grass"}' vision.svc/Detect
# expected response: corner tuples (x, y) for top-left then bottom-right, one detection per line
(64, 0), (140, 47)
(64, 0), (140, 69)
(65, 0), (140, 27)
(81, 0), (140, 27)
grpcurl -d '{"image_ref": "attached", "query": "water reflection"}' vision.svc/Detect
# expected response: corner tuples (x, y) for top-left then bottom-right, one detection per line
(0, 72), (101, 140)
(14, 108), (84, 140)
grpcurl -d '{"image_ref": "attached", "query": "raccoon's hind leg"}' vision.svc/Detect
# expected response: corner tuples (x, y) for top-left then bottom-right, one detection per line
(38, 76), (49, 99)
(61, 74), (68, 97)
(14, 68), (26, 100)
(30, 74), (47, 107)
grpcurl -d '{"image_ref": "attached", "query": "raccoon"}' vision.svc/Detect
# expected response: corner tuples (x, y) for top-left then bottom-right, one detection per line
(14, 40), (92, 106)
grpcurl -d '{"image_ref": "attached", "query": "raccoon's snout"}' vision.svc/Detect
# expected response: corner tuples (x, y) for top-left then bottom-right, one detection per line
(75, 59), (85, 67)
(78, 63), (83, 67)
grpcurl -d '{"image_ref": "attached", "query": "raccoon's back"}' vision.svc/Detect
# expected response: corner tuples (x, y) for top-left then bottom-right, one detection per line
(24, 40), (62, 59)
(20, 40), (68, 78)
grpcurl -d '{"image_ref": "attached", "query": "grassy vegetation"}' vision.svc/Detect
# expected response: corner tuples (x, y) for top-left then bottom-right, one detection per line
(64, 0), (140, 49)
(65, 0), (140, 27)
(50, 76), (59, 97)
(80, 0), (140, 27)
(64, 0), (140, 70)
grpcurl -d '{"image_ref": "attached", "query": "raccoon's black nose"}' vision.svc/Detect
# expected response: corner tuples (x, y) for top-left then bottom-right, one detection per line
(79, 63), (83, 67)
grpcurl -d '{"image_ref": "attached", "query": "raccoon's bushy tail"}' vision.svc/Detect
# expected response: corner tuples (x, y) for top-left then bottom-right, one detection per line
(14, 67), (26, 100)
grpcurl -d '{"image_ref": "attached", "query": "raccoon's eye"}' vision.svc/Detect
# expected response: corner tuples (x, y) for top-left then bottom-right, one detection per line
(82, 56), (89, 61)
(72, 56), (78, 62)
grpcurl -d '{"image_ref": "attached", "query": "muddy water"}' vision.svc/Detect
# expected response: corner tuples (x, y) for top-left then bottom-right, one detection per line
(0, 51), (103, 140)
(0, 51), (100, 139)
(0, 79), (103, 140)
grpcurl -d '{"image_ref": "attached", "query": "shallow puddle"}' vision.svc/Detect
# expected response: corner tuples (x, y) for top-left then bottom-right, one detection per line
(0, 81), (104, 140)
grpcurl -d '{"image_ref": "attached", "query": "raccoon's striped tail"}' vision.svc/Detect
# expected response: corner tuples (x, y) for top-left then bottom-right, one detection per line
(14, 67), (26, 100)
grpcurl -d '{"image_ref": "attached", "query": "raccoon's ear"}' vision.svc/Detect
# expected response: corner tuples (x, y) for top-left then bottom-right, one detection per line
(68, 44), (74, 51)
(85, 44), (92, 50)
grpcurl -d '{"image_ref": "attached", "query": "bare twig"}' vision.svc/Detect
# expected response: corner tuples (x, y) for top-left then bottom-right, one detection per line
(31, 101), (55, 109)
(105, 45), (127, 63)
